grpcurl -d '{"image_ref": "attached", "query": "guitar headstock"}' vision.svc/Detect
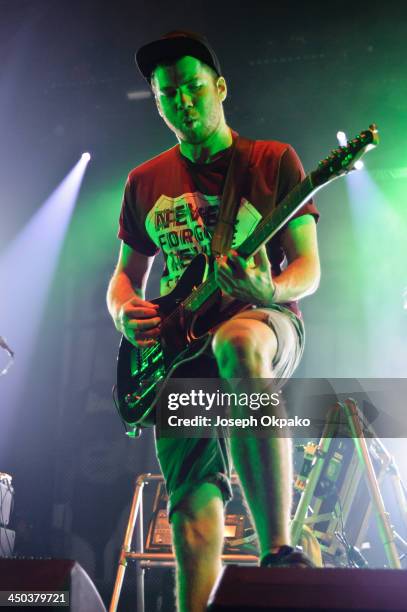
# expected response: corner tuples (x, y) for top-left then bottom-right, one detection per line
(312, 124), (379, 187)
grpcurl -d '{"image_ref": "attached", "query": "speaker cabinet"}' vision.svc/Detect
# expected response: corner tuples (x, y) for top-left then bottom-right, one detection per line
(208, 565), (407, 611)
(0, 558), (106, 611)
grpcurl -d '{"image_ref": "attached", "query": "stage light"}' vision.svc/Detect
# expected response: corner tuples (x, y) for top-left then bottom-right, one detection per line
(354, 160), (364, 171)
(0, 154), (90, 447)
(336, 131), (347, 146)
(81, 152), (91, 162)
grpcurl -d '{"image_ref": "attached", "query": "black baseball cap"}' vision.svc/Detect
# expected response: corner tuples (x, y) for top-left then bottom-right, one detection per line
(135, 30), (222, 84)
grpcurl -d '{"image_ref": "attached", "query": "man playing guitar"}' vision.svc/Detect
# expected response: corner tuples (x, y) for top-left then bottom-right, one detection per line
(107, 31), (321, 612)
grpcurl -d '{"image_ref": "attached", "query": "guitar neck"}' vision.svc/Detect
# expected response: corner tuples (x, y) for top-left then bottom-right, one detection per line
(237, 173), (320, 259)
(185, 172), (323, 313)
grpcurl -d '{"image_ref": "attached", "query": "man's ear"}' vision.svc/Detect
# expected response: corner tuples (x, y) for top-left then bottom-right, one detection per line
(216, 76), (227, 102)
(152, 85), (164, 117)
(155, 98), (164, 118)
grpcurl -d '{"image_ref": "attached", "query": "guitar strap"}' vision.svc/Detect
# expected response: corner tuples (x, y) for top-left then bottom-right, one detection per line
(210, 136), (254, 257)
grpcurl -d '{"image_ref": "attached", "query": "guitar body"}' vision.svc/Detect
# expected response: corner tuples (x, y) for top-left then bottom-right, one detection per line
(116, 253), (250, 426)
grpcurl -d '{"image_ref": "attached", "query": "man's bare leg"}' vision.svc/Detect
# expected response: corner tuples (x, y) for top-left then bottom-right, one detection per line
(212, 317), (293, 557)
(171, 483), (225, 612)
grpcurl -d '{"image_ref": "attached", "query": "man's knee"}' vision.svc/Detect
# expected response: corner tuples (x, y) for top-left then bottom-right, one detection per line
(171, 483), (224, 562)
(212, 319), (277, 376)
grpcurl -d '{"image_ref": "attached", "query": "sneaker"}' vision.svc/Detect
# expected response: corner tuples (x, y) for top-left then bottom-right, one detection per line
(260, 545), (315, 568)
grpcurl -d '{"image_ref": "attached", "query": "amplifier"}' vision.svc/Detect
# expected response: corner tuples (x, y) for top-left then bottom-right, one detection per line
(145, 482), (253, 554)
(146, 509), (247, 551)
(147, 509), (172, 548)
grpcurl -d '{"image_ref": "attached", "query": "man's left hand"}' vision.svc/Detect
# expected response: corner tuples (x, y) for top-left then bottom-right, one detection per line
(214, 245), (277, 306)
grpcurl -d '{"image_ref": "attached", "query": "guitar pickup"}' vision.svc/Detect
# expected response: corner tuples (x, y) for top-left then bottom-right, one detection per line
(125, 393), (141, 407)
(152, 350), (163, 364)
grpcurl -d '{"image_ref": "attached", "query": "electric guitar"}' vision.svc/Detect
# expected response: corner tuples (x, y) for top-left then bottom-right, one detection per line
(116, 125), (379, 429)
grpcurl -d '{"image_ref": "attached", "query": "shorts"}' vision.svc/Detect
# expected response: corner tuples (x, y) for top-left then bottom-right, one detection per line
(155, 304), (305, 520)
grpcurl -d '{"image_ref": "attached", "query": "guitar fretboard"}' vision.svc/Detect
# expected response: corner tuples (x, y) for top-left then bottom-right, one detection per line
(184, 172), (322, 314)
(237, 174), (316, 258)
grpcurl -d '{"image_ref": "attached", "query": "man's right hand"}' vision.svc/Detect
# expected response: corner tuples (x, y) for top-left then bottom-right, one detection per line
(116, 297), (161, 348)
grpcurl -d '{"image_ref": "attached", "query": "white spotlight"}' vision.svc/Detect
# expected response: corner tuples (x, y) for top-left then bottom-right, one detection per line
(336, 131), (347, 146)
(354, 160), (364, 171)
(81, 152), (91, 162)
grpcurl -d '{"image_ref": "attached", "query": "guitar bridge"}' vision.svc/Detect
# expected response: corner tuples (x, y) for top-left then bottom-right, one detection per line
(125, 368), (165, 408)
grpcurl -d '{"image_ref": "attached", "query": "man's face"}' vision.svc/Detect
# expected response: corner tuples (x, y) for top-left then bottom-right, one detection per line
(152, 55), (226, 144)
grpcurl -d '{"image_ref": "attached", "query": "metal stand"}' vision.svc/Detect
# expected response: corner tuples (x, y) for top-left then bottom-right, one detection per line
(291, 399), (404, 569)
(109, 473), (258, 612)
(291, 403), (340, 547)
(344, 398), (402, 568)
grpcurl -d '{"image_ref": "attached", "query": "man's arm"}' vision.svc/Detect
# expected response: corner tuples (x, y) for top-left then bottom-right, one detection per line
(214, 214), (320, 306)
(271, 213), (320, 303)
(107, 242), (161, 347)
